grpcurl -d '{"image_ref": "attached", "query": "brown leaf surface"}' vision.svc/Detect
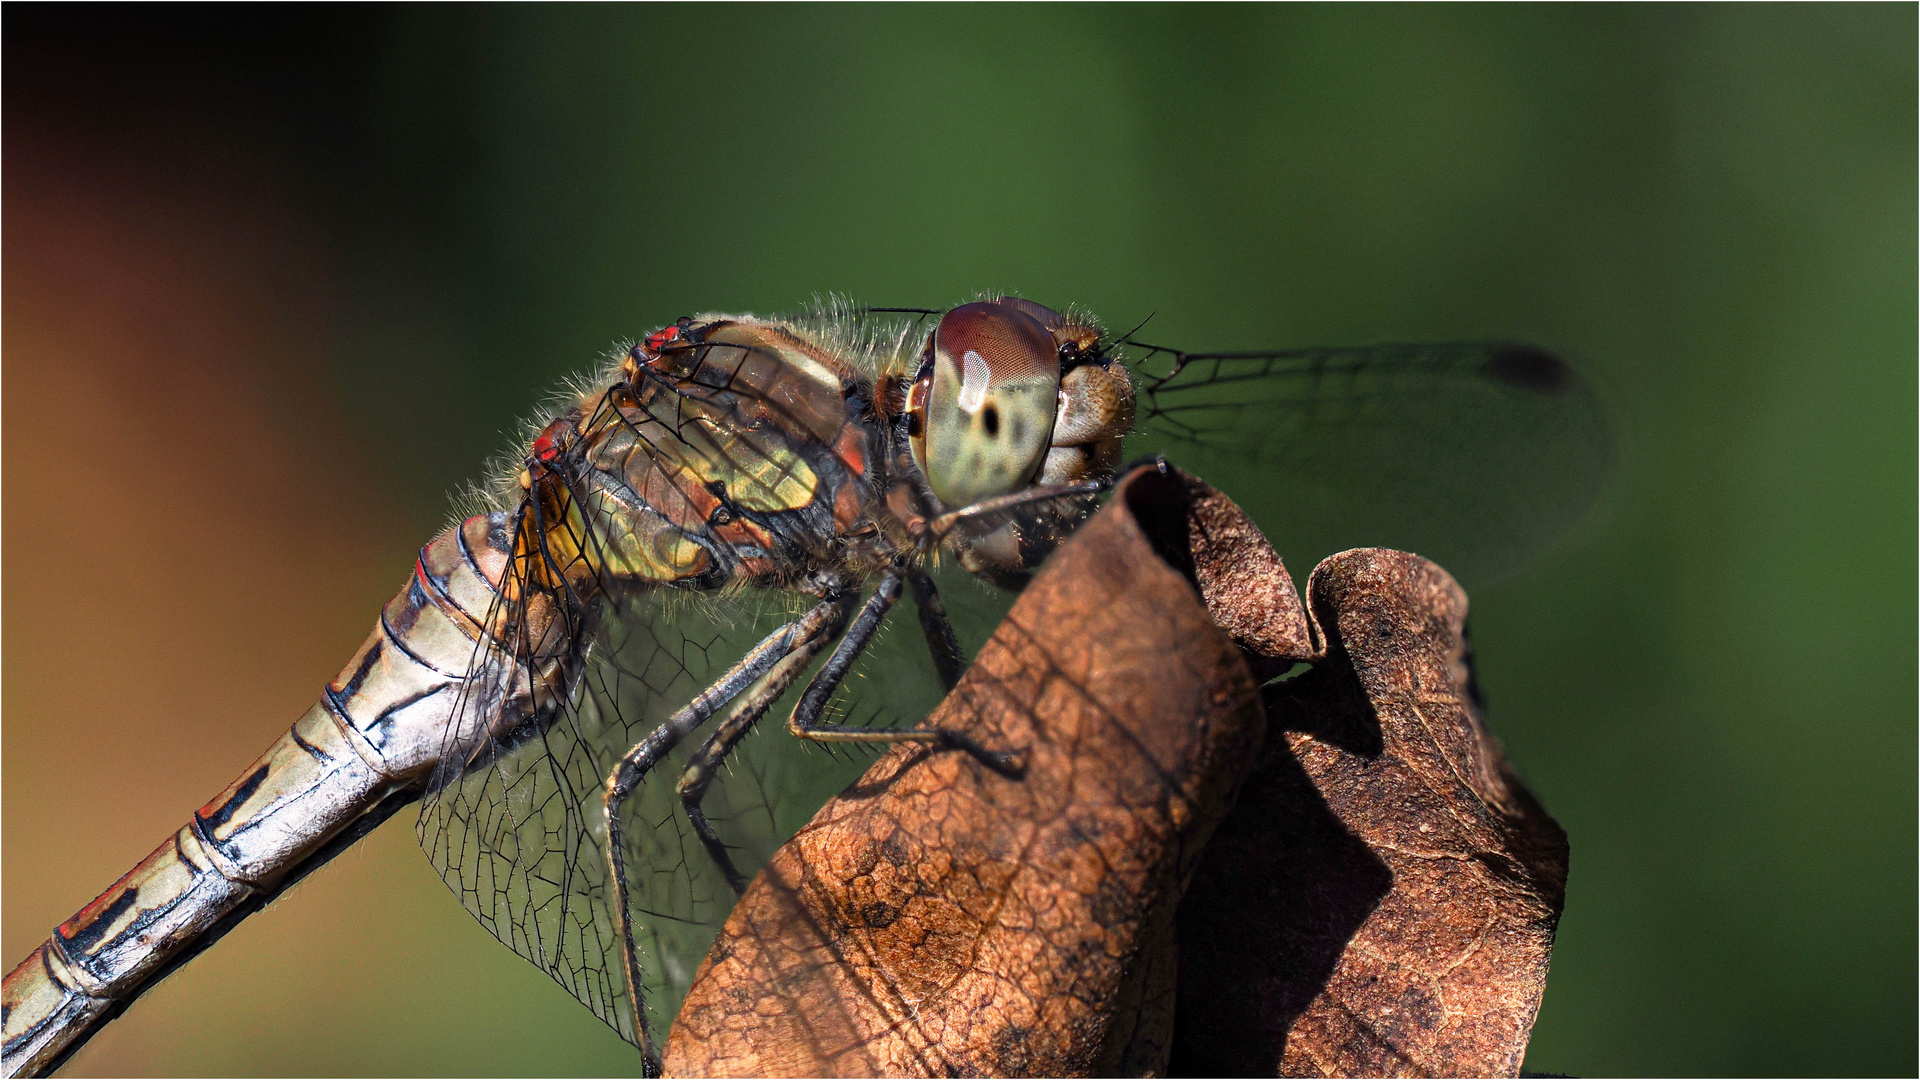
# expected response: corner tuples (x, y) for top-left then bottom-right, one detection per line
(1173, 539), (1569, 1077)
(664, 467), (1263, 1077)
(666, 468), (1568, 1078)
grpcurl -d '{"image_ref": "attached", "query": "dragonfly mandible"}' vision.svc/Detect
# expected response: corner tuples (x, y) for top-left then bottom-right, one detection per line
(0, 296), (1611, 1076)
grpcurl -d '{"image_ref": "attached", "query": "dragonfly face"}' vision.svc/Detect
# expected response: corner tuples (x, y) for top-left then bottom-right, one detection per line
(905, 298), (1133, 585)
(897, 299), (1133, 587)
(407, 295), (1611, 1073)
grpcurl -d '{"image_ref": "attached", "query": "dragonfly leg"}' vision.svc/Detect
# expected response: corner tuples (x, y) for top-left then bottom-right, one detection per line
(601, 596), (845, 1067)
(907, 567), (967, 692)
(927, 476), (1112, 538)
(672, 587), (866, 894)
(783, 571), (1025, 776)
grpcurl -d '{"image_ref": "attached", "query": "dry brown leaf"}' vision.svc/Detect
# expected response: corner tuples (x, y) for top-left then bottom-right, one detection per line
(666, 467), (1568, 1078)
(1173, 538), (1568, 1078)
(664, 467), (1263, 1077)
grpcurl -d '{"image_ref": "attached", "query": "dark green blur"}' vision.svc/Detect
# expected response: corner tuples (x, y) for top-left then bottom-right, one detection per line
(12, 5), (1914, 1075)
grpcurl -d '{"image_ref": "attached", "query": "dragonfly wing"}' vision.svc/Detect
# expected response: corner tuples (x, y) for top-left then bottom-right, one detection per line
(415, 575), (788, 1049)
(415, 556), (995, 1055)
(1122, 341), (1615, 585)
(578, 585), (833, 1045)
(609, 565), (1010, 1038)
(413, 573), (640, 1048)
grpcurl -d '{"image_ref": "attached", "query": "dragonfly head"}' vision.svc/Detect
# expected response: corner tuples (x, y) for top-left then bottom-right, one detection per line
(908, 300), (1061, 510)
(906, 297), (1136, 586)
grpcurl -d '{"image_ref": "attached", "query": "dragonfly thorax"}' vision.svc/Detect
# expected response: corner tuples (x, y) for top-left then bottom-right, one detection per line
(496, 298), (1136, 602)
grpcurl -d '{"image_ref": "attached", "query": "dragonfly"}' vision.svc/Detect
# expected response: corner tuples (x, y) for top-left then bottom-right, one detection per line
(0, 295), (1611, 1077)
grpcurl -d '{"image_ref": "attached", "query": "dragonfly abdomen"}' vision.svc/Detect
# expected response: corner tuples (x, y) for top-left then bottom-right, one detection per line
(2, 513), (535, 1078)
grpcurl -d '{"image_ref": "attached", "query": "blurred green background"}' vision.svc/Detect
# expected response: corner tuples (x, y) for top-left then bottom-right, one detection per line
(4, 5), (1912, 1075)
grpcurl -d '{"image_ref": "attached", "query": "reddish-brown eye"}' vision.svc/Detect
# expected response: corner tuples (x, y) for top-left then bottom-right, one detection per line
(988, 296), (1067, 332)
(910, 302), (1062, 510)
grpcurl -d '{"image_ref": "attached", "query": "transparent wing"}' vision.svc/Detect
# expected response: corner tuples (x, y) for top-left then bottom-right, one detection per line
(1121, 341), (1615, 586)
(417, 560), (1007, 1059)
(415, 318), (916, 1055)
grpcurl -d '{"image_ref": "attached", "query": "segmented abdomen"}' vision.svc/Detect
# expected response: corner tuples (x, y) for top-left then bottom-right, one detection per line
(1, 513), (537, 1078)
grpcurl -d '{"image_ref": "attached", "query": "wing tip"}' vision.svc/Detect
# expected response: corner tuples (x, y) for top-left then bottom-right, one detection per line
(1482, 344), (1576, 397)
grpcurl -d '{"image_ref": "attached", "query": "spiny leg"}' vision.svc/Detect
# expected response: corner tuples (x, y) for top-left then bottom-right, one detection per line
(783, 572), (1025, 777)
(675, 577), (901, 894)
(926, 476), (1111, 540)
(672, 590), (859, 893)
(908, 567), (966, 692)
(601, 597), (843, 1070)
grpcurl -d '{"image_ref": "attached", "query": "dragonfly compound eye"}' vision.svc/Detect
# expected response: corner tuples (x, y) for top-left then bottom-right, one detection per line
(913, 301), (1061, 510)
